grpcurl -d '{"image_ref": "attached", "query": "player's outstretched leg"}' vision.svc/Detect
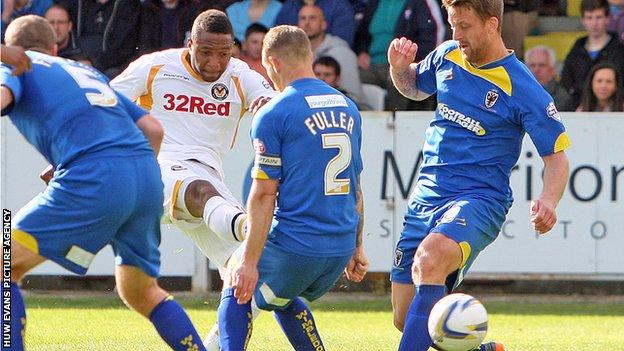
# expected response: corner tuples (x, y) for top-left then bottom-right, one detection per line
(273, 297), (325, 351)
(217, 287), (253, 350)
(398, 233), (460, 351)
(115, 265), (206, 351)
(398, 285), (447, 351)
(184, 179), (247, 242)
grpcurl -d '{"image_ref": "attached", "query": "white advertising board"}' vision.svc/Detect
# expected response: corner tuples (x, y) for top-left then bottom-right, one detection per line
(2, 112), (623, 278)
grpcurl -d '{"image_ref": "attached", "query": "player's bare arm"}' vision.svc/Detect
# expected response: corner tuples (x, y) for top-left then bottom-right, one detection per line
(1, 44), (32, 75)
(345, 181), (369, 282)
(388, 38), (428, 101)
(531, 151), (569, 234)
(136, 114), (164, 155)
(232, 178), (278, 304)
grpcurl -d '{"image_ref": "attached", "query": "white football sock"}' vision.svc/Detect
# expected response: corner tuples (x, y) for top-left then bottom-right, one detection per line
(202, 196), (247, 242)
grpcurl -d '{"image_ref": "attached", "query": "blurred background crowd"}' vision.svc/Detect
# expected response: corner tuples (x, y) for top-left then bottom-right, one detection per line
(2, 0), (622, 112)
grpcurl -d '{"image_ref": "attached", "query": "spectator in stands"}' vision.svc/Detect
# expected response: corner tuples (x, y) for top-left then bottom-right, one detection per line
(313, 56), (370, 110)
(354, 0), (447, 111)
(2, 0), (53, 41)
(561, 0), (624, 107)
(232, 36), (242, 58)
(202, 0), (237, 11)
(68, 0), (161, 78)
(525, 45), (575, 111)
(146, 0), (204, 49)
(275, 0), (356, 46)
(608, 0), (624, 42)
(44, 4), (91, 64)
(241, 23), (270, 82)
(299, 4), (363, 105)
(502, 0), (539, 59)
(577, 61), (623, 111)
(226, 0), (281, 42)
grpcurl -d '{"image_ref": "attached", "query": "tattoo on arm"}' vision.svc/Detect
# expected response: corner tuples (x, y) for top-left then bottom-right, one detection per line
(355, 181), (364, 247)
(390, 63), (419, 100)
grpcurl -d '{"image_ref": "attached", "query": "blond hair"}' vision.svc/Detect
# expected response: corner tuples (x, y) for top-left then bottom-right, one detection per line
(443, 0), (504, 31)
(262, 25), (312, 65)
(4, 15), (56, 53)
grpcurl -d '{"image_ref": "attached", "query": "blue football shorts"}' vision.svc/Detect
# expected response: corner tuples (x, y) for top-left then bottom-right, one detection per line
(391, 195), (508, 291)
(232, 239), (351, 311)
(12, 154), (164, 277)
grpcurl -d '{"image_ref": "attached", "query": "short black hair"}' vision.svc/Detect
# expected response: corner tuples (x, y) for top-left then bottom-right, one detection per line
(45, 4), (70, 18)
(245, 23), (269, 39)
(313, 56), (341, 76)
(191, 9), (233, 39)
(580, 0), (609, 16)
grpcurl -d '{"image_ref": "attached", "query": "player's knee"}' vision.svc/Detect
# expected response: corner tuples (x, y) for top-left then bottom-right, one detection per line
(117, 279), (164, 316)
(10, 241), (45, 282)
(185, 179), (219, 216)
(412, 249), (448, 283)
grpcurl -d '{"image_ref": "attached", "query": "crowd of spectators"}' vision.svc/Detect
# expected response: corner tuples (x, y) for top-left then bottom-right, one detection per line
(1, 0), (623, 111)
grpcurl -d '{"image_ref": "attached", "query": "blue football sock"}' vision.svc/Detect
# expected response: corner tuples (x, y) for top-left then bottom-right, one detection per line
(398, 284), (447, 351)
(274, 297), (325, 351)
(148, 296), (206, 351)
(7, 282), (26, 351)
(218, 288), (253, 351)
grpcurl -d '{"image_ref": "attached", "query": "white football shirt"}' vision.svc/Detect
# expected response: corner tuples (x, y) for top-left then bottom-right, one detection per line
(111, 48), (277, 170)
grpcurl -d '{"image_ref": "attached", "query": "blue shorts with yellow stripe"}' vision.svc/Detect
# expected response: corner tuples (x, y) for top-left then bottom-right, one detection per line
(233, 239), (351, 311)
(391, 196), (508, 291)
(12, 154), (163, 277)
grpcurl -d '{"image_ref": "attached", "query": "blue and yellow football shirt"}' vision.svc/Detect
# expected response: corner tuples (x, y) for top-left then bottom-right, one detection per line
(0, 51), (152, 168)
(412, 41), (571, 206)
(250, 78), (363, 257)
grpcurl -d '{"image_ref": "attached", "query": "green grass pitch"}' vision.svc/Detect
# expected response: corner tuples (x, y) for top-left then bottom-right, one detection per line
(22, 293), (624, 350)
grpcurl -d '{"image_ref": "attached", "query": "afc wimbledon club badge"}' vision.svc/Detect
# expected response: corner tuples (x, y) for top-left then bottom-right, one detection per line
(485, 90), (499, 109)
(211, 83), (229, 101)
(394, 249), (404, 267)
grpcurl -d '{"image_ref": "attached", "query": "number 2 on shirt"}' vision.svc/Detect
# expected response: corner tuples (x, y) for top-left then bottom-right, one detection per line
(322, 133), (351, 195)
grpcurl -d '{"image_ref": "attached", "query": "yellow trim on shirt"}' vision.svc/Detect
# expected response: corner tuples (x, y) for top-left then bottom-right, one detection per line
(445, 48), (513, 96)
(229, 75), (247, 149)
(137, 64), (164, 110)
(554, 132), (572, 153)
(181, 49), (204, 81)
(251, 167), (269, 180)
(12, 229), (39, 255)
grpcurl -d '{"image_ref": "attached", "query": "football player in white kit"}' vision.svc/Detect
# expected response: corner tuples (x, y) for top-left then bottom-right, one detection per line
(111, 10), (276, 269)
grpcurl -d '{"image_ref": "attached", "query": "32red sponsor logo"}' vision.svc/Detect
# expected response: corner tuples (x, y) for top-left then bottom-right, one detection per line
(162, 93), (230, 116)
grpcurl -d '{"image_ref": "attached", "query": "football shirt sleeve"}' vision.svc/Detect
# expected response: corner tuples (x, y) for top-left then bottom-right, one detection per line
(414, 44), (444, 95)
(250, 108), (283, 180)
(520, 91), (571, 156)
(110, 54), (153, 101)
(0, 64), (23, 115)
(116, 90), (148, 122)
(241, 68), (278, 104)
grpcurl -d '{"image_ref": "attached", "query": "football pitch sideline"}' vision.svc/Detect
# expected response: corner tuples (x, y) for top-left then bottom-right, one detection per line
(23, 293), (624, 350)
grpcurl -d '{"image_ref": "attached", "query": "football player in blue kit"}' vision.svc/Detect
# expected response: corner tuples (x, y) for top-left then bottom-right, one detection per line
(1, 16), (207, 351)
(387, 0), (571, 350)
(217, 26), (369, 351)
